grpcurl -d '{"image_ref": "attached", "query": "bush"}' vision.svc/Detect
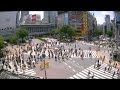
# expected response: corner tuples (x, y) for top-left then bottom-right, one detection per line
(38, 37), (47, 42)
(9, 35), (18, 45)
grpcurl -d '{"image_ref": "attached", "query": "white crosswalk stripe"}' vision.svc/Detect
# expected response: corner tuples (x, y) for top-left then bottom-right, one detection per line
(71, 50), (97, 58)
(69, 63), (118, 79)
(6, 61), (36, 76)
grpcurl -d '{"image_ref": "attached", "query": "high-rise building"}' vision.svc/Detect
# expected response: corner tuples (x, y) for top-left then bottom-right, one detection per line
(16, 11), (21, 27)
(105, 15), (110, 23)
(20, 11), (29, 23)
(103, 14), (114, 35)
(43, 11), (57, 25)
(57, 11), (96, 38)
(0, 11), (19, 39)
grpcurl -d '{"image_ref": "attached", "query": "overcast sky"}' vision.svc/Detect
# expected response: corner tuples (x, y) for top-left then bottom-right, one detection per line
(29, 11), (114, 24)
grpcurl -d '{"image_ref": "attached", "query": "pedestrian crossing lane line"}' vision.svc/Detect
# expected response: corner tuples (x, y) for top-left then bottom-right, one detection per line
(73, 75), (80, 79)
(83, 50), (87, 58)
(92, 51), (97, 58)
(69, 77), (74, 79)
(87, 67), (114, 79)
(81, 69), (99, 79)
(92, 63), (118, 77)
(87, 66), (113, 79)
(83, 69), (106, 79)
(92, 65), (118, 78)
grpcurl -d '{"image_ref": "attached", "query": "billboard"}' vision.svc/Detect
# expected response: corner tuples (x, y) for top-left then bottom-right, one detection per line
(32, 14), (37, 24)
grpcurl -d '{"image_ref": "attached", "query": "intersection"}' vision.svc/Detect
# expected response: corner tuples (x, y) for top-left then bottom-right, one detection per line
(1, 38), (119, 79)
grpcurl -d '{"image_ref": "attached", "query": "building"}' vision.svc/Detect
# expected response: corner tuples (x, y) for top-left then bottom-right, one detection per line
(57, 11), (97, 38)
(31, 14), (41, 24)
(0, 11), (19, 39)
(102, 15), (115, 35)
(43, 11), (57, 26)
(20, 24), (56, 37)
(25, 14), (32, 24)
(97, 24), (104, 32)
(20, 11), (29, 24)
(16, 11), (21, 27)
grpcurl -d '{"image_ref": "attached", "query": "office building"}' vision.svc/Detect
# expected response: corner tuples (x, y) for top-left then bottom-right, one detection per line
(57, 11), (97, 38)
(0, 11), (19, 39)
(20, 11), (29, 24)
(43, 11), (57, 25)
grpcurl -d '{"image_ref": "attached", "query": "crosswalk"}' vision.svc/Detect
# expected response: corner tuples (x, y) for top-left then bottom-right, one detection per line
(71, 50), (97, 58)
(68, 63), (118, 79)
(5, 61), (36, 76)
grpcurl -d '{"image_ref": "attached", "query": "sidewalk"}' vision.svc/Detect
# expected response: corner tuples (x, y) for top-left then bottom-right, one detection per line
(97, 49), (120, 69)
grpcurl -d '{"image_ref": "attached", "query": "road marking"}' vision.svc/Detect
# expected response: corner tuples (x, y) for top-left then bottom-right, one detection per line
(68, 66), (72, 68)
(64, 63), (67, 65)
(72, 69), (76, 72)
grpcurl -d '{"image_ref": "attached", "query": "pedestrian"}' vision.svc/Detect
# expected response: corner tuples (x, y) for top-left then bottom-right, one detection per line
(91, 73), (94, 79)
(104, 67), (107, 73)
(89, 53), (91, 57)
(115, 63), (117, 68)
(88, 70), (91, 76)
(112, 71), (116, 79)
(55, 55), (57, 61)
(117, 69), (119, 74)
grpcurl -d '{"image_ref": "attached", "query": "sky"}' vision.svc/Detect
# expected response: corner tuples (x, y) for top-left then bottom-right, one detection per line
(29, 11), (114, 24)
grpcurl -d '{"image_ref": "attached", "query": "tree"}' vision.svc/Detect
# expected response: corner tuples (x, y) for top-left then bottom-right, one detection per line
(59, 25), (76, 41)
(106, 31), (114, 40)
(51, 29), (60, 38)
(16, 28), (29, 43)
(9, 35), (18, 44)
(94, 29), (103, 39)
(0, 36), (5, 58)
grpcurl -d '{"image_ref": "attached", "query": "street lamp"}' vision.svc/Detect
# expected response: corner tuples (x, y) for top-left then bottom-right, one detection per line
(42, 53), (47, 79)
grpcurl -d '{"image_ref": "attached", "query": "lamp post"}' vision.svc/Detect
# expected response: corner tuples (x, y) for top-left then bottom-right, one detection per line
(42, 53), (47, 79)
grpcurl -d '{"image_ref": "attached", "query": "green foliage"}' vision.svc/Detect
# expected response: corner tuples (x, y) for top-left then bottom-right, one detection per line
(95, 29), (103, 36)
(51, 25), (76, 41)
(106, 31), (114, 38)
(51, 29), (60, 38)
(38, 37), (47, 42)
(59, 25), (76, 40)
(0, 36), (5, 51)
(9, 35), (18, 44)
(16, 28), (29, 43)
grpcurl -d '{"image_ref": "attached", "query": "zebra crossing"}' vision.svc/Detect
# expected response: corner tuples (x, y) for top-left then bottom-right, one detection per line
(68, 63), (118, 79)
(5, 61), (36, 76)
(71, 50), (97, 58)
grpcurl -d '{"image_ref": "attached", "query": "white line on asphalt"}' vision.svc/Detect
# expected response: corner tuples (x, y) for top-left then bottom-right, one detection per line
(64, 63), (67, 65)
(68, 66), (72, 68)
(72, 69), (76, 72)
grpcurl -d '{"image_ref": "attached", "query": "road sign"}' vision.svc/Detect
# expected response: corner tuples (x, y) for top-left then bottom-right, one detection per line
(40, 61), (49, 70)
